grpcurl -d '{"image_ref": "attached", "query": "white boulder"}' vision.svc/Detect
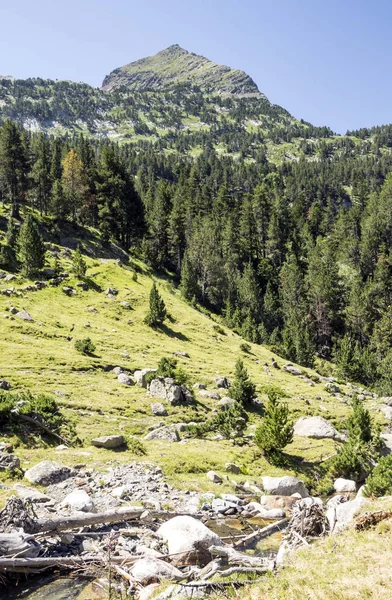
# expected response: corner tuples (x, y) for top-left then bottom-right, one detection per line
(157, 516), (221, 566)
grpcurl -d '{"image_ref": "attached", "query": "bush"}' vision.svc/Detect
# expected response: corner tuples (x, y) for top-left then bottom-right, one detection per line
(71, 245), (87, 278)
(365, 455), (392, 497)
(229, 359), (256, 405)
(188, 403), (247, 443)
(127, 437), (147, 456)
(145, 356), (191, 387)
(239, 342), (251, 353)
(74, 337), (96, 355)
(254, 388), (293, 462)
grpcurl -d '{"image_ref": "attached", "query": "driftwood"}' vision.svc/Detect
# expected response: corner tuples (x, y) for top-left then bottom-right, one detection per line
(355, 510), (392, 531)
(234, 518), (289, 550)
(0, 554), (140, 573)
(209, 545), (273, 569)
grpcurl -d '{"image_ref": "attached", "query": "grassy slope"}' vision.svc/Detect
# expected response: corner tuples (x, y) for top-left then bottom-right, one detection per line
(0, 214), (386, 503)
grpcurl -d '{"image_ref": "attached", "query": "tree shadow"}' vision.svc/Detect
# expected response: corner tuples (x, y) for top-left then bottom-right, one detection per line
(159, 324), (190, 342)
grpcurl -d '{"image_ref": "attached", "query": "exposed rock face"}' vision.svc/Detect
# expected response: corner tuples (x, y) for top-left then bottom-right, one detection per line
(25, 461), (73, 486)
(293, 416), (345, 441)
(157, 515), (222, 566)
(91, 435), (125, 449)
(149, 378), (193, 405)
(144, 426), (180, 442)
(262, 476), (309, 498)
(102, 45), (263, 98)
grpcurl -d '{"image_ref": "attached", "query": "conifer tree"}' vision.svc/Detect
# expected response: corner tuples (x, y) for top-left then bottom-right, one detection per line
(18, 215), (46, 277)
(144, 283), (166, 328)
(72, 245), (87, 278)
(229, 358), (256, 405)
(179, 252), (199, 302)
(254, 389), (293, 459)
(0, 120), (28, 217)
(0, 218), (18, 271)
(50, 179), (67, 219)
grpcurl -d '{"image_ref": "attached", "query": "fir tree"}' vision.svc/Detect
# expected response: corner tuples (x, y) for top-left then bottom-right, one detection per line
(72, 245), (87, 278)
(18, 215), (46, 277)
(0, 218), (18, 271)
(229, 358), (256, 405)
(179, 252), (199, 302)
(254, 389), (293, 459)
(144, 283), (166, 328)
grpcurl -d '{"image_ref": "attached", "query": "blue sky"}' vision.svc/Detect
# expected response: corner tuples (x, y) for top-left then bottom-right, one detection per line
(0, 0), (390, 133)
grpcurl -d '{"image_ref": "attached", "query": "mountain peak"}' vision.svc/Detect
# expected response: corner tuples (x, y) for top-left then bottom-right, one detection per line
(102, 46), (263, 98)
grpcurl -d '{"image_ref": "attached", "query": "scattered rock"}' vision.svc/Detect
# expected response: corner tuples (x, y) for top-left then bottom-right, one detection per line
(215, 376), (231, 389)
(0, 380), (11, 390)
(199, 390), (221, 400)
(16, 309), (33, 321)
(381, 405), (392, 420)
(0, 452), (20, 473)
(25, 461), (73, 486)
(262, 476), (309, 498)
(112, 366), (124, 375)
(105, 287), (118, 296)
(150, 378), (193, 405)
(14, 484), (52, 503)
(283, 363), (303, 376)
(206, 471), (222, 484)
(157, 516), (221, 566)
(151, 403), (167, 417)
(325, 382), (341, 394)
(218, 397), (235, 409)
(61, 489), (95, 513)
(225, 462), (241, 475)
(130, 557), (183, 585)
(144, 427), (180, 443)
(259, 495), (299, 511)
(333, 478), (356, 493)
(118, 373), (134, 386)
(134, 368), (157, 388)
(293, 416), (345, 441)
(91, 435), (125, 449)
(62, 286), (76, 296)
(243, 502), (286, 519)
(193, 383), (206, 390)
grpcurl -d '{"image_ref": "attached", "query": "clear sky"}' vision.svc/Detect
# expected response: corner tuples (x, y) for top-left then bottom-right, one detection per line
(0, 0), (390, 133)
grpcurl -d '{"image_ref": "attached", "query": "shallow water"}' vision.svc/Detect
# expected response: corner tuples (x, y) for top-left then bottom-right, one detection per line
(3, 576), (91, 600)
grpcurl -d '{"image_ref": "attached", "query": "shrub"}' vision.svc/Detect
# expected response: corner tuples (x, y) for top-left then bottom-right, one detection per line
(74, 337), (96, 355)
(229, 359), (256, 405)
(365, 455), (392, 497)
(254, 388), (293, 461)
(188, 403), (247, 443)
(239, 342), (251, 353)
(145, 356), (191, 387)
(127, 437), (147, 456)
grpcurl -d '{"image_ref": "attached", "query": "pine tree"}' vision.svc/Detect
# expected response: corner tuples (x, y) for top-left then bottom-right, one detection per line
(0, 218), (18, 271)
(179, 253), (199, 302)
(72, 245), (87, 278)
(18, 215), (46, 277)
(0, 120), (28, 217)
(50, 179), (67, 219)
(254, 389), (293, 459)
(61, 149), (87, 221)
(229, 359), (256, 405)
(144, 283), (167, 328)
(30, 134), (52, 215)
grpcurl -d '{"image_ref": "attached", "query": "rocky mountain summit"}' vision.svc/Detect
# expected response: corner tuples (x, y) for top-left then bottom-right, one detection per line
(102, 44), (264, 97)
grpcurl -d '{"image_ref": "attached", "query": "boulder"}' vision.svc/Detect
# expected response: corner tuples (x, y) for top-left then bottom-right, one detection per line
(218, 397), (235, 409)
(225, 462), (241, 475)
(283, 363), (302, 376)
(333, 478), (356, 493)
(149, 378), (192, 405)
(0, 452), (20, 473)
(293, 416), (345, 441)
(25, 461), (72, 486)
(380, 433), (392, 455)
(380, 397), (392, 407)
(193, 383), (206, 390)
(0, 380), (11, 390)
(157, 516), (222, 566)
(207, 470), (222, 484)
(259, 495), (299, 511)
(105, 287), (118, 296)
(134, 368), (157, 388)
(14, 484), (51, 503)
(212, 498), (239, 514)
(118, 373), (134, 386)
(262, 476), (309, 498)
(325, 382), (341, 394)
(91, 435), (125, 449)
(199, 390), (221, 400)
(381, 405), (392, 420)
(243, 502), (286, 519)
(151, 403), (167, 416)
(327, 497), (366, 533)
(61, 490), (95, 513)
(215, 376), (231, 389)
(112, 366), (124, 375)
(144, 426), (180, 443)
(16, 310), (33, 321)
(130, 557), (183, 585)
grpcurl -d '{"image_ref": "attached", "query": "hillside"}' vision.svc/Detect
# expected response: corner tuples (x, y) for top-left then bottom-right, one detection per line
(102, 44), (263, 96)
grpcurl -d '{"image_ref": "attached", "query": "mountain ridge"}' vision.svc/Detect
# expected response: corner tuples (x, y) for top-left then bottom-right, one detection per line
(101, 44), (264, 97)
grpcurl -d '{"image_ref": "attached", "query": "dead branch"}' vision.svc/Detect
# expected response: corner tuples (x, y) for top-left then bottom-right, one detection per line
(355, 510), (392, 531)
(234, 518), (289, 550)
(14, 413), (72, 446)
(0, 554), (140, 573)
(209, 545), (273, 569)
(216, 566), (271, 577)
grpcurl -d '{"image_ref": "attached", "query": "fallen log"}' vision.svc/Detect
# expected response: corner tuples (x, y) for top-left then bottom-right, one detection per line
(209, 545), (273, 569)
(0, 554), (140, 573)
(234, 518), (289, 550)
(14, 412), (72, 447)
